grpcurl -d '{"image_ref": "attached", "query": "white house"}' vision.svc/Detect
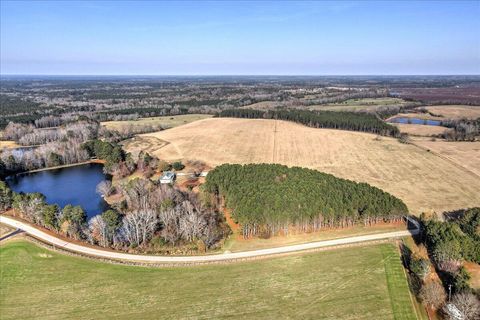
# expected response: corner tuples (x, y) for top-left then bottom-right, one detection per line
(159, 171), (176, 184)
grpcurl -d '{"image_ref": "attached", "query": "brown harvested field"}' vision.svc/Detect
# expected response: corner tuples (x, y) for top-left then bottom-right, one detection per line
(101, 114), (213, 131)
(394, 124), (450, 136)
(424, 105), (480, 119)
(135, 118), (480, 215)
(412, 138), (480, 177)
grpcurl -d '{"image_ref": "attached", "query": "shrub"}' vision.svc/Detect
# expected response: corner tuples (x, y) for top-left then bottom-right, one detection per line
(172, 161), (185, 171)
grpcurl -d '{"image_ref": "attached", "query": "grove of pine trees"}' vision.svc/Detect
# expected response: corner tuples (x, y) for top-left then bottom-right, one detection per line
(204, 164), (408, 238)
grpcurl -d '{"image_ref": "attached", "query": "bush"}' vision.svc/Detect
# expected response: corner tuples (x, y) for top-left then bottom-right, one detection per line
(398, 133), (411, 144)
(410, 257), (431, 280)
(157, 161), (172, 172)
(172, 161), (185, 171)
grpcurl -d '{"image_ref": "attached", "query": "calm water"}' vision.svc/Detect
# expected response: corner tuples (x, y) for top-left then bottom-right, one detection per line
(7, 163), (110, 219)
(388, 117), (441, 126)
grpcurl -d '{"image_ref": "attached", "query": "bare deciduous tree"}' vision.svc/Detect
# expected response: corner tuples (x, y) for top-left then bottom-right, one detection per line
(121, 209), (158, 246)
(89, 215), (108, 247)
(96, 180), (113, 197)
(420, 281), (446, 310)
(443, 292), (480, 320)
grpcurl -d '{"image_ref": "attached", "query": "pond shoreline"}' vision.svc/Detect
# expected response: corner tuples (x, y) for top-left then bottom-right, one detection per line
(6, 161), (110, 218)
(11, 159), (105, 175)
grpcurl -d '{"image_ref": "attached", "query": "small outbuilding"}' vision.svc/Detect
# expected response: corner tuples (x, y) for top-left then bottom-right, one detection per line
(159, 171), (176, 184)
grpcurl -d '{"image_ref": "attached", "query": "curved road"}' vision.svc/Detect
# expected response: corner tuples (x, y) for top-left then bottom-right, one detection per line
(0, 215), (419, 263)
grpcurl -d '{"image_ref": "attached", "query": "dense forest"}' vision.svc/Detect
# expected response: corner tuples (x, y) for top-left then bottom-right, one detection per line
(218, 109), (400, 136)
(418, 208), (480, 301)
(204, 164), (408, 238)
(422, 209), (480, 265)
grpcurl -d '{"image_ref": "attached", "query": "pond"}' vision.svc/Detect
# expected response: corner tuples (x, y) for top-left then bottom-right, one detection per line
(388, 117), (442, 126)
(6, 163), (110, 219)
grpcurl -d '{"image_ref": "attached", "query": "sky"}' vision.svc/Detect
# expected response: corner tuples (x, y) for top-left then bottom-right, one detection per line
(1, 0), (479, 75)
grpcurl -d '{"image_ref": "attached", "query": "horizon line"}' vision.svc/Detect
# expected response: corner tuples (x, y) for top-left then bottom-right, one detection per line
(2, 74), (480, 77)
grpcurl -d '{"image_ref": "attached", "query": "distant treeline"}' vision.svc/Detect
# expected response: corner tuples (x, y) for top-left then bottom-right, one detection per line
(218, 109), (400, 136)
(204, 164), (408, 238)
(0, 95), (54, 129)
(442, 118), (480, 142)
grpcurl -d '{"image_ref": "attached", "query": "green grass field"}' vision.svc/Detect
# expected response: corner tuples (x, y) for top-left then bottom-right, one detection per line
(0, 240), (417, 320)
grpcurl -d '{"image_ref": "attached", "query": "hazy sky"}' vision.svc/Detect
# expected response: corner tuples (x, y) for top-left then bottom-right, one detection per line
(1, 0), (479, 75)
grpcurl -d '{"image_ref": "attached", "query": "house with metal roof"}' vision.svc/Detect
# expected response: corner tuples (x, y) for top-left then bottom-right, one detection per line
(159, 171), (176, 184)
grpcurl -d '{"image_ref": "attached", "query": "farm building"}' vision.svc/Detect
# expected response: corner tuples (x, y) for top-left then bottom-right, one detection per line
(159, 171), (176, 184)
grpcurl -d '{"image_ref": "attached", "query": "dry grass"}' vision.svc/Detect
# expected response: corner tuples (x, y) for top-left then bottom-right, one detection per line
(394, 124), (450, 136)
(0, 223), (15, 237)
(135, 118), (480, 215)
(312, 98), (412, 112)
(101, 114), (213, 131)
(412, 138), (480, 177)
(120, 136), (169, 157)
(387, 113), (443, 121)
(463, 262), (480, 289)
(224, 223), (406, 253)
(424, 105), (480, 120)
(241, 101), (279, 110)
(0, 140), (20, 150)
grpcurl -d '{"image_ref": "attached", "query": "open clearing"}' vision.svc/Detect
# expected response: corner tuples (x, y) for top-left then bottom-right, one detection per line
(137, 118), (480, 215)
(121, 136), (169, 157)
(412, 138), (480, 177)
(224, 223), (405, 252)
(464, 262), (480, 289)
(241, 101), (280, 110)
(423, 105), (480, 120)
(312, 98), (414, 112)
(101, 114), (213, 131)
(0, 140), (20, 150)
(0, 240), (416, 320)
(241, 98), (414, 112)
(393, 124), (449, 136)
(386, 113), (443, 121)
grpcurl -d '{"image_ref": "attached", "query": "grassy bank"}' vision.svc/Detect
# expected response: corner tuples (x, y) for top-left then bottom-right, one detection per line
(0, 240), (416, 319)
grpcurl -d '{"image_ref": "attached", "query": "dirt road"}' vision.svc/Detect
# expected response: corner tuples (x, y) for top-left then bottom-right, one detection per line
(0, 215), (419, 264)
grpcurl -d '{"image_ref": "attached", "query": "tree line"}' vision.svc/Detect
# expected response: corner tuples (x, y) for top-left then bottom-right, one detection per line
(203, 164), (408, 238)
(218, 109), (400, 136)
(0, 120), (102, 177)
(405, 209), (480, 318)
(442, 118), (480, 142)
(0, 178), (229, 253)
